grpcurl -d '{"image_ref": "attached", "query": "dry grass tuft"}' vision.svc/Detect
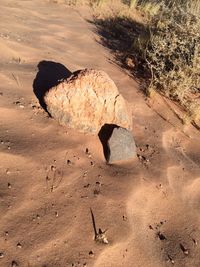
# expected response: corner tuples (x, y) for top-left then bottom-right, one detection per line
(145, 3), (200, 126)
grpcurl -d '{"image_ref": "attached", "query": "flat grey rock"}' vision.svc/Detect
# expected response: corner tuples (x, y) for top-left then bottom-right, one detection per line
(107, 127), (136, 163)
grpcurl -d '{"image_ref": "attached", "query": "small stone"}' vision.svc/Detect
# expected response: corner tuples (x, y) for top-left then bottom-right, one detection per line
(67, 159), (72, 165)
(11, 261), (19, 267)
(6, 169), (11, 174)
(123, 215), (127, 221)
(89, 250), (94, 257)
(17, 242), (22, 248)
(0, 252), (4, 258)
(8, 183), (11, 189)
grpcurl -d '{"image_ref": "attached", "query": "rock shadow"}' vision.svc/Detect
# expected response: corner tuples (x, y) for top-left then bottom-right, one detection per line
(33, 60), (72, 111)
(98, 124), (119, 163)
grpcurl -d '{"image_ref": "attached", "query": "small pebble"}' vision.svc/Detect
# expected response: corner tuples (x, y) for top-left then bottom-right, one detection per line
(51, 165), (56, 171)
(0, 252), (4, 258)
(83, 171), (87, 177)
(123, 215), (127, 221)
(67, 159), (72, 165)
(84, 184), (90, 188)
(89, 250), (94, 257)
(96, 181), (102, 186)
(8, 183), (11, 189)
(17, 242), (22, 248)
(12, 261), (19, 267)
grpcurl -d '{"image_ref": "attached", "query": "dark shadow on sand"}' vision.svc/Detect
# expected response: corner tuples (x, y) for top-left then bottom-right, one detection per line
(98, 124), (119, 162)
(33, 60), (72, 111)
(88, 16), (151, 93)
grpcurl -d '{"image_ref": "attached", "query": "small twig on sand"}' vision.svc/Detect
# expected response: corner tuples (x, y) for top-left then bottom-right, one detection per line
(90, 208), (108, 244)
(12, 73), (21, 87)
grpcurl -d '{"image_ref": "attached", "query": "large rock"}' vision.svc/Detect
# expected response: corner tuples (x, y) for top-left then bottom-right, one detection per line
(44, 69), (132, 133)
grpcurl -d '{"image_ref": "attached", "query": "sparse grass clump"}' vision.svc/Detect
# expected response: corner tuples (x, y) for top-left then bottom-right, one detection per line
(93, 0), (200, 127)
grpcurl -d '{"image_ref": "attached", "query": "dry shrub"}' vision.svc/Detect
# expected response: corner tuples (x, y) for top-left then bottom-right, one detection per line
(64, 0), (200, 127)
(145, 4), (200, 125)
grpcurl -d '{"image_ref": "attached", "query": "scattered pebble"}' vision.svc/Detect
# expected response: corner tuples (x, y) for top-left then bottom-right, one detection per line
(17, 242), (22, 248)
(67, 159), (72, 165)
(80, 195), (88, 199)
(89, 250), (94, 257)
(55, 211), (58, 217)
(123, 215), (127, 221)
(83, 171), (87, 177)
(192, 238), (197, 245)
(51, 165), (56, 171)
(84, 184), (90, 188)
(8, 183), (11, 189)
(0, 252), (4, 258)
(11, 261), (19, 267)
(157, 232), (166, 240)
(180, 243), (189, 255)
(167, 254), (175, 264)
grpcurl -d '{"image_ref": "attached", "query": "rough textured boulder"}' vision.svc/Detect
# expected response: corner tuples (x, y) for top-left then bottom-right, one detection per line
(104, 126), (136, 163)
(44, 69), (132, 133)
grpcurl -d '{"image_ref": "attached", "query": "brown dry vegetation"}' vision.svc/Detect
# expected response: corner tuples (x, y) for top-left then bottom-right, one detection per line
(69, 0), (200, 129)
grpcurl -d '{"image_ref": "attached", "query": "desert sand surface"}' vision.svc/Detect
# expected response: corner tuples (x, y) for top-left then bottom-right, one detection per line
(0, 1), (200, 266)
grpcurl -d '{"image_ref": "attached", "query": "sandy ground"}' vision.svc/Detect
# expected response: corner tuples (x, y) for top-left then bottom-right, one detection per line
(0, 1), (200, 266)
